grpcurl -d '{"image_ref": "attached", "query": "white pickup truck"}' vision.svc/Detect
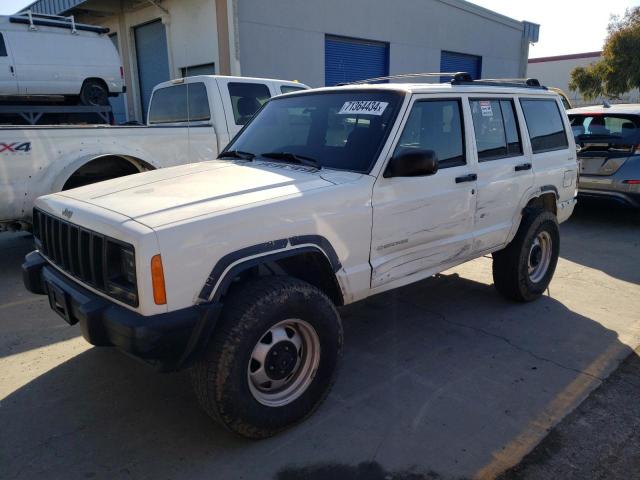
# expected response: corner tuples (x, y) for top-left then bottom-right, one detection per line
(0, 75), (308, 230)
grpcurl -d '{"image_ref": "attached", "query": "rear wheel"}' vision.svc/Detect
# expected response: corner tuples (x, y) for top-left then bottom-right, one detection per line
(190, 276), (342, 439)
(79, 80), (109, 106)
(492, 210), (560, 302)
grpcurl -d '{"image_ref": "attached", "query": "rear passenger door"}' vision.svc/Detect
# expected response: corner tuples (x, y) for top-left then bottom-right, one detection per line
(469, 97), (534, 251)
(370, 96), (477, 289)
(216, 78), (273, 138)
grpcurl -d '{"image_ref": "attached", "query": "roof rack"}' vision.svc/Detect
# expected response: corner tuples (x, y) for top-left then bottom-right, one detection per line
(10, 10), (110, 35)
(336, 72), (546, 89)
(336, 72), (473, 86)
(451, 77), (547, 89)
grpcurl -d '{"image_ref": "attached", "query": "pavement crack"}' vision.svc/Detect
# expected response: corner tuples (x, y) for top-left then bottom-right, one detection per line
(406, 300), (605, 382)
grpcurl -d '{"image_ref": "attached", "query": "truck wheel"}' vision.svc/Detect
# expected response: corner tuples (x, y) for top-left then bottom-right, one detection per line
(79, 80), (109, 106)
(191, 276), (343, 439)
(492, 210), (560, 302)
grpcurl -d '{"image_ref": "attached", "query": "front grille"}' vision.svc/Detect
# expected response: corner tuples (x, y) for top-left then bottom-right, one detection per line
(33, 208), (138, 306)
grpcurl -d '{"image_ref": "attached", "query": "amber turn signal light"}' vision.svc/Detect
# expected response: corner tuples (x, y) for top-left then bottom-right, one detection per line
(151, 254), (167, 305)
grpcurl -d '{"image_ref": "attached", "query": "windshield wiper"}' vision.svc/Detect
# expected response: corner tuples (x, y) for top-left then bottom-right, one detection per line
(260, 152), (322, 169)
(218, 150), (255, 160)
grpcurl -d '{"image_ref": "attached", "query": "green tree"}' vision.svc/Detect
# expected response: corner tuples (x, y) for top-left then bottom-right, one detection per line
(569, 7), (640, 100)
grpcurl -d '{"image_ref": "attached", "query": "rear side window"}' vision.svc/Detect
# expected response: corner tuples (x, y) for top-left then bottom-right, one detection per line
(470, 99), (522, 161)
(520, 99), (569, 153)
(395, 99), (466, 169)
(281, 85), (307, 94)
(148, 83), (210, 124)
(0, 33), (7, 57)
(228, 83), (271, 125)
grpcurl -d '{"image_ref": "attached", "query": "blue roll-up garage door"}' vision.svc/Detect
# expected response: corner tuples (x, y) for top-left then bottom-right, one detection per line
(325, 35), (389, 86)
(440, 51), (482, 80)
(134, 20), (170, 120)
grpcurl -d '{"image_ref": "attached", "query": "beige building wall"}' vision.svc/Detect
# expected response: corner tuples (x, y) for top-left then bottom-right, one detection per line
(528, 52), (640, 108)
(72, 0), (239, 121)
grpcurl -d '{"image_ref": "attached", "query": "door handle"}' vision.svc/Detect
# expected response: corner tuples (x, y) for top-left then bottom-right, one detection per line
(515, 162), (532, 171)
(455, 173), (477, 183)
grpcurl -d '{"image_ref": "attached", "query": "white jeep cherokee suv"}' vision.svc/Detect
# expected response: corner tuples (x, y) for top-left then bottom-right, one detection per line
(23, 74), (578, 438)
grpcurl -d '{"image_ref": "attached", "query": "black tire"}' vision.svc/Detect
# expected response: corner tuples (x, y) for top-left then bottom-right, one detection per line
(79, 80), (109, 106)
(190, 276), (343, 439)
(492, 210), (560, 302)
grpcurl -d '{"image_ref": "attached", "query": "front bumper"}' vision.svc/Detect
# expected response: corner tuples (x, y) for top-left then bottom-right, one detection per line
(22, 251), (221, 371)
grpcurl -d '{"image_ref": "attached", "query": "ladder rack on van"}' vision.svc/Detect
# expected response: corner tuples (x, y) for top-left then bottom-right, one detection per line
(338, 72), (546, 89)
(10, 10), (110, 35)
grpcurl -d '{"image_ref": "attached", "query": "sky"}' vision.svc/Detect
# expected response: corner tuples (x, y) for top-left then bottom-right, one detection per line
(2, 0), (640, 58)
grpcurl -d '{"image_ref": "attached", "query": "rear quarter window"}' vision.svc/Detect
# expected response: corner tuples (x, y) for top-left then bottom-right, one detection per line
(148, 83), (210, 124)
(520, 98), (569, 154)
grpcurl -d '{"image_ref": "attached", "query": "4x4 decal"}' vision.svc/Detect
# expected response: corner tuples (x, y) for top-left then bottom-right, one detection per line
(0, 142), (31, 153)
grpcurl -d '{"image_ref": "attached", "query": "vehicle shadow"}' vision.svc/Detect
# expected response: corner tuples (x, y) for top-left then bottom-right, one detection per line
(1, 272), (634, 480)
(0, 231), (81, 359)
(559, 201), (640, 285)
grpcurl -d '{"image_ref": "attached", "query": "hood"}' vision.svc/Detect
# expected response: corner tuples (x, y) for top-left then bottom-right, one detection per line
(58, 160), (352, 228)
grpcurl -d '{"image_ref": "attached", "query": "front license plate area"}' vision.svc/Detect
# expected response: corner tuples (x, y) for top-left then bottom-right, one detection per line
(46, 280), (77, 325)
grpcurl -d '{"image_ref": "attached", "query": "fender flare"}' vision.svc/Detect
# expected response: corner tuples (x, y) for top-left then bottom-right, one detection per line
(175, 235), (342, 369)
(506, 185), (559, 244)
(196, 235), (342, 303)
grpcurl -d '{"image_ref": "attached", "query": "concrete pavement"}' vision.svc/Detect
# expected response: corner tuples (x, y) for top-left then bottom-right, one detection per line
(1, 204), (639, 479)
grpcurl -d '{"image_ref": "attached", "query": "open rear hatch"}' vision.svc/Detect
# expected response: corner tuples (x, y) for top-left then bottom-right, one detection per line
(570, 113), (640, 176)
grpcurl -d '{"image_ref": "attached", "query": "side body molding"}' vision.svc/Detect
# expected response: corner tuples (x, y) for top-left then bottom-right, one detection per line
(196, 235), (342, 303)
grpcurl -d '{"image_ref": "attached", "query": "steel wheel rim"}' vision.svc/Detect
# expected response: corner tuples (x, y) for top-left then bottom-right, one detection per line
(247, 319), (321, 407)
(528, 231), (552, 283)
(87, 85), (106, 105)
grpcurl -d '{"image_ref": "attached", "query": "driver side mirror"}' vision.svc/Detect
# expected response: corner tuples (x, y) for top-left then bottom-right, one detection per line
(384, 149), (439, 178)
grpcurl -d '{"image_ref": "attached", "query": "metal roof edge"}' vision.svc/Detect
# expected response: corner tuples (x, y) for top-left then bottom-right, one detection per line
(435, 0), (524, 30)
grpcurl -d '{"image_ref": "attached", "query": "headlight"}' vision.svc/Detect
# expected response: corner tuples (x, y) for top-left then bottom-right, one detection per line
(106, 240), (138, 306)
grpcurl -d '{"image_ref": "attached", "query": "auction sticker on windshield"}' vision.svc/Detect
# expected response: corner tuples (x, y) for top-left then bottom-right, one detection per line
(338, 101), (388, 116)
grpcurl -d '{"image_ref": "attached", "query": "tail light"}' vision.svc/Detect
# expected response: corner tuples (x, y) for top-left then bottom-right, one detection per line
(120, 66), (124, 79)
(623, 180), (640, 185)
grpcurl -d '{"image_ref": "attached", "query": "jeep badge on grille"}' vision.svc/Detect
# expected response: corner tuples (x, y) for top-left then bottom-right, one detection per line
(61, 208), (73, 220)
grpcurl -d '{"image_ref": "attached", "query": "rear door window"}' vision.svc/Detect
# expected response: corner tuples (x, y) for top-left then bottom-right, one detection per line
(520, 99), (569, 153)
(228, 82), (271, 125)
(569, 114), (639, 153)
(148, 82), (210, 124)
(395, 99), (466, 169)
(0, 33), (7, 57)
(470, 99), (522, 161)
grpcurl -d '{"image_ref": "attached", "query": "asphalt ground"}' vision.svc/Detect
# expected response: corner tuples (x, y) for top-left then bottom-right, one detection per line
(1, 202), (639, 479)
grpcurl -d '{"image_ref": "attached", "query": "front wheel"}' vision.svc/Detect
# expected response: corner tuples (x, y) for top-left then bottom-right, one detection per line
(492, 210), (560, 302)
(190, 276), (342, 439)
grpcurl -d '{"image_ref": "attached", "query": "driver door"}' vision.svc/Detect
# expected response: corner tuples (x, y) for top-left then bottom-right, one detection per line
(370, 96), (477, 290)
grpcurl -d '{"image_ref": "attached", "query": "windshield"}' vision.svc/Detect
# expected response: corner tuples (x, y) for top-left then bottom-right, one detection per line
(569, 113), (640, 152)
(223, 90), (404, 173)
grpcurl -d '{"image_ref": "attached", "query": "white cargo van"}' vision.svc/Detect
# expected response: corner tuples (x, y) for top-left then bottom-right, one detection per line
(0, 12), (124, 105)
